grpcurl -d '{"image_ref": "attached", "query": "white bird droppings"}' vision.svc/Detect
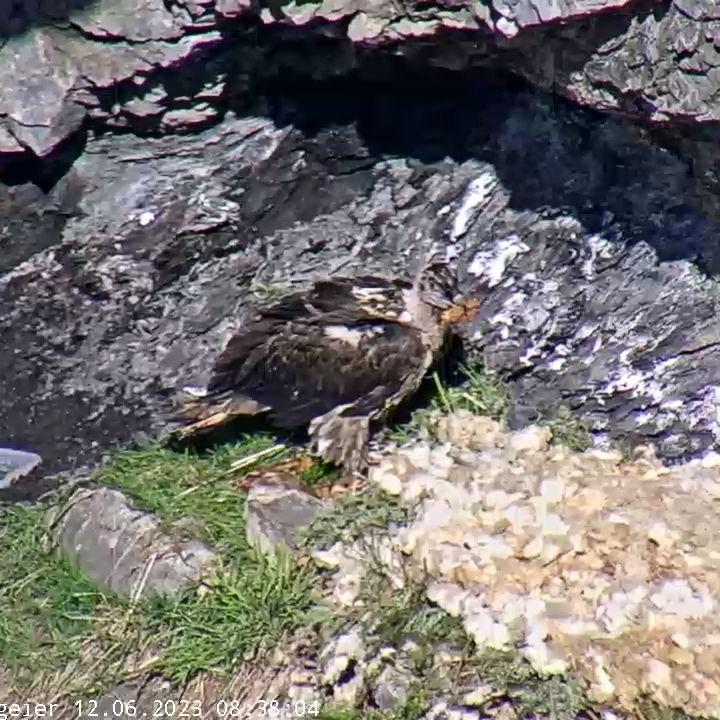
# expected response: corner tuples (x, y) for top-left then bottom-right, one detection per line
(138, 210), (156, 226)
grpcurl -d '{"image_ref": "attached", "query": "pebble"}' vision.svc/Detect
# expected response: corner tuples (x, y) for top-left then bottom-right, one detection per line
(361, 409), (720, 716)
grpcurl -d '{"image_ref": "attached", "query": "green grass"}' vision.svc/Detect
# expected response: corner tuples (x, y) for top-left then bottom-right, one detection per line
(144, 551), (314, 683)
(0, 436), (315, 696)
(390, 362), (510, 443)
(368, 586), (467, 660)
(299, 460), (341, 488)
(543, 405), (592, 452)
(473, 649), (587, 720)
(301, 486), (411, 550)
(96, 434), (287, 553)
(431, 363), (510, 420)
(96, 436), (316, 683)
(0, 505), (116, 687)
(390, 363), (595, 456)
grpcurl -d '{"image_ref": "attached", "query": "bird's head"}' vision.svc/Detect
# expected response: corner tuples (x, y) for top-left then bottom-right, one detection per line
(415, 261), (481, 328)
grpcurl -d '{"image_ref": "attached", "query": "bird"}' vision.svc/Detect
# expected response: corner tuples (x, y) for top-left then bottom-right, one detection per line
(175, 263), (480, 475)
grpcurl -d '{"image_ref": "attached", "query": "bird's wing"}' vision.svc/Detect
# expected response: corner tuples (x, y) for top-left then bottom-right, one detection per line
(207, 318), (430, 429)
(261, 276), (411, 323)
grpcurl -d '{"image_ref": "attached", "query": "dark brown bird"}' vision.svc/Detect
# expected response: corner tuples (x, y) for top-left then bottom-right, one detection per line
(177, 265), (479, 474)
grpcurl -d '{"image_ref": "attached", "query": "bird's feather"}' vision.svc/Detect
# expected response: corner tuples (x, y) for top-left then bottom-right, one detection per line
(261, 276), (412, 323)
(208, 318), (429, 429)
(177, 275), (455, 473)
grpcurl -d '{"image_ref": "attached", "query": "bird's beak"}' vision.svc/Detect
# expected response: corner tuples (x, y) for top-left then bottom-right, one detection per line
(441, 298), (481, 326)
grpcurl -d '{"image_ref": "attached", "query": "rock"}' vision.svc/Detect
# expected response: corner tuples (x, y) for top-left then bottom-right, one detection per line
(321, 627), (366, 684)
(505, 425), (551, 455)
(4, 60), (720, 490)
(423, 702), (480, 720)
(2, 0), (720, 169)
(0, 29), (84, 156)
(332, 672), (366, 708)
(70, 0), (186, 42)
(55, 487), (218, 597)
(319, 627), (368, 707)
(461, 685), (493, 707)
(0, 448), (41, 489)
(372, 665), (413, 711)
(245, 480), (326, 555)
(362, 410), (720, 715)
(426, 582), (468, 618)
(161, 105), (219, 129)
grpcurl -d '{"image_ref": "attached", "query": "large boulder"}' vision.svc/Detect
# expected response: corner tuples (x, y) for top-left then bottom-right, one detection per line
(1, 0), (720, 495)
(55, 487), (218, 597)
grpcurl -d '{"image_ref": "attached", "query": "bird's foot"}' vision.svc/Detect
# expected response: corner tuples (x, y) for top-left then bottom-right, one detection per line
(309, 411), (370, 475)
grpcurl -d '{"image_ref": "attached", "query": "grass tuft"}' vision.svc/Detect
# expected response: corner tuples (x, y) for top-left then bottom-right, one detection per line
(96, 435), (286, 554)
(431, 363), (510, 421)
(390, 362), (510, 443)
(0, 506), (115, 687)
(368, 586), (467, 656)
(473, 649), (587, 720)
(145, 551), (314, 683)
(543, 405), (592, 452)
(301, 486), (410, 550)
(299, 460), (341, 488)
(0, 435), (314, 696)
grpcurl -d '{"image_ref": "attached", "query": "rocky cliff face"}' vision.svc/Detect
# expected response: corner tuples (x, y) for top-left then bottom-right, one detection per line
(2, 0), (720, 488)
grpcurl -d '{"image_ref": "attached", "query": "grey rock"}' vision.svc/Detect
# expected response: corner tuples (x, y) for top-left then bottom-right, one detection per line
(161, 105), (219, 129)
(246, 481), (326, 555)
(422, 704), (480, 720)
(123, 98), (166, 119)
(4, 0), (720, 162)
(0, 17), (221, 155)
(373, 666), (414, 712)
(69, 0), (187, 41)
(0, 29), (84, 155)
(2, 73), (720, 488)
(0, 448), (41, 489)
(0, 126), (23, 154)
(56, 487), (218, 597)
(2, 3), (720, 495)
(321, 627), (367, 685)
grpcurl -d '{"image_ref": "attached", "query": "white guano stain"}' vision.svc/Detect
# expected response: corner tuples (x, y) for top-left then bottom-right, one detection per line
(468, 235), (531, 287)
(324, 325), (365, 347)
(451, 171), (500, 240)
(582, 233), (618, 280)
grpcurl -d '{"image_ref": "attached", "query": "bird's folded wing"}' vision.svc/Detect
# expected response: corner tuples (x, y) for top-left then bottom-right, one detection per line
(206, 318), (429, 429)
(260, 276), (411, 323)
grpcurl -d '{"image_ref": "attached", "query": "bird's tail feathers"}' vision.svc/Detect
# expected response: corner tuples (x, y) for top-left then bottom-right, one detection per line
(174, 389), (270, 438)
(309, 407), (370, 475)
